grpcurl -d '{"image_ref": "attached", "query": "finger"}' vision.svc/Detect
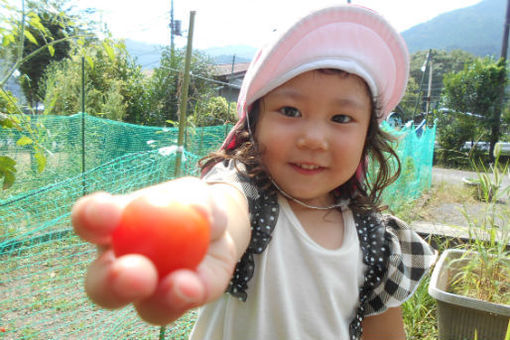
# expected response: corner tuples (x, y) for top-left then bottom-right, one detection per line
(85, 251), (158, 309)
(133, 230), (238, 325)
(71, 192), (126, 245)
(204, 186), (229, 241)
(134, 269), (206, 325)
(196, 230), (238, 302)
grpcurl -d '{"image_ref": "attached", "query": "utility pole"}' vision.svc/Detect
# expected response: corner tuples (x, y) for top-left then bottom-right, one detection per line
(491, 0), (510, 161)
(413, 49), (432, 121)
(174, 11), (196, 177)
(501, 0), (510, 61)
(170, 0), (175, 58)
(425, 59), (433, 115)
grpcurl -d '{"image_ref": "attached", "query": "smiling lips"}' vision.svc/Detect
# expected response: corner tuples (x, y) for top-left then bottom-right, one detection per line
(290, 162), (325, 174)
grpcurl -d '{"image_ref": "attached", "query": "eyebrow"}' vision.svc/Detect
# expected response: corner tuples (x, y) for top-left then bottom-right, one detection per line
(268, 88), (368, 109)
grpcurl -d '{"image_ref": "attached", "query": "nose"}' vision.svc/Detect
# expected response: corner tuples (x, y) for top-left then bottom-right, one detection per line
(296, 122), (328, 150)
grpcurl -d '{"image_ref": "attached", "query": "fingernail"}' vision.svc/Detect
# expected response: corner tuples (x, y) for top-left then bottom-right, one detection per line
(174, 284), (195, 305)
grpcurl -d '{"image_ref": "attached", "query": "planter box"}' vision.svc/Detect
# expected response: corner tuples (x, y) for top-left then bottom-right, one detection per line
(428, 249), (510, 340)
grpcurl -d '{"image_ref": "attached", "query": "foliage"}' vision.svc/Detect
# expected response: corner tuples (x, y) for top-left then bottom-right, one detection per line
(144, 47), (217, 126)
(16, 0), (82, 107)
(1, 0), (58, 188)
(434, 109), (486, 168)
(396, 76), (419, 121)
(0, 0), (96, 189)
(0, 89), (19, 114)
(40, 39), (148, 121)
(449, 148), (510, 305)
(442, 57), (507, 161)
(191, 96), (236, 127)
(402, 275), (438, 340)
(401, 49), (475, 122)
(443, 57), (505, 118)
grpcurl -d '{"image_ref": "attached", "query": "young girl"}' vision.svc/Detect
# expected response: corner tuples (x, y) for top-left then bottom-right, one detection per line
(72, 5), (436, 339)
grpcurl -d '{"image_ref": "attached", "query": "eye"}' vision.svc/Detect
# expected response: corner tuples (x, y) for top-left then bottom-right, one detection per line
(279, 106), (301, 118)
(331, 114), (352, 124)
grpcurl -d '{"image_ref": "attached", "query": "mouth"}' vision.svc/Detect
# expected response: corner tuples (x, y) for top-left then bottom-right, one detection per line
(291, 162), (325, 173)
(296, 163), (321, 170)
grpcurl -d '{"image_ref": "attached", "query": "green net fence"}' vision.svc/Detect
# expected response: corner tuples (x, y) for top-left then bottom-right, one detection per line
(0, 113), (232, 200)
(381, 121), (437, 210)
(0, 114), (436, 339)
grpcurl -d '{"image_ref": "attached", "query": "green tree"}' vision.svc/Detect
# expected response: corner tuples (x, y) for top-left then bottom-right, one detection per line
(442, 57), (507, 161)
(404, 49), (475, 118)
(191, 96), (236, 127)
(41, 39), (149, 121)
(0, 0), (82, 189)
(146, 47), (216, 126)
(396, 76), (419, 122)
(17, 0), (74, 107)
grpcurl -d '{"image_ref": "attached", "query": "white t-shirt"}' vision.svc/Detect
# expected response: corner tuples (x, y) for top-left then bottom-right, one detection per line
(189, 195), (365, 340)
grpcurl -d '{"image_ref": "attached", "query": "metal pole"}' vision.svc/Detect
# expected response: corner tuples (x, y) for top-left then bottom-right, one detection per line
(174, 11), (196, 177)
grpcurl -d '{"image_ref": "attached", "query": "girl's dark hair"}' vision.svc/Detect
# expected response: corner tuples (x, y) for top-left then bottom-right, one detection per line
(199, 72), (401, 212)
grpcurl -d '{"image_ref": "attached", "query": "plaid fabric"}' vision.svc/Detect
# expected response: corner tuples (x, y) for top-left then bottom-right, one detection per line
(348, 212), (437, 339)
(364, 215), (438, 315)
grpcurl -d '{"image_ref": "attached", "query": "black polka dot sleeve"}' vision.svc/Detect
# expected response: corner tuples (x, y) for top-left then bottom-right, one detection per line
(201, 159), (279, 301)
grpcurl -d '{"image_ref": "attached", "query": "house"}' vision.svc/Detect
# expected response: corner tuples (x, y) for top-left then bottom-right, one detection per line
(212, 62), (250, 102)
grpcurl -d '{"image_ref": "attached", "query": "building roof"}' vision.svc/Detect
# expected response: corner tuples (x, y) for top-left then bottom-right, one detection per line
(212, 62), (251, 77)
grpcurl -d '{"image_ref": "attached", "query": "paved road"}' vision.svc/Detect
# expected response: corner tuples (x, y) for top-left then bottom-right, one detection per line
(411, 167), (509, 238)
(432, 167), (510, 189)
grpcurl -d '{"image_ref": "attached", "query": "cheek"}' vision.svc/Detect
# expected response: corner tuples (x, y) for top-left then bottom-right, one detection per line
(333, 132), (367, 165)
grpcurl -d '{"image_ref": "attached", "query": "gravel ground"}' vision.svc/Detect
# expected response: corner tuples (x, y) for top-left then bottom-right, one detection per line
(413, 167), (509, 231)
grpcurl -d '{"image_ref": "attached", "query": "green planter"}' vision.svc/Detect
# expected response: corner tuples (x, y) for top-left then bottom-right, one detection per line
(428, 249), (510, 340)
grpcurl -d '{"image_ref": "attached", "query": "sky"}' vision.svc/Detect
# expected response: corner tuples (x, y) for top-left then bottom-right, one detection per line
(75, 0), (483, 50)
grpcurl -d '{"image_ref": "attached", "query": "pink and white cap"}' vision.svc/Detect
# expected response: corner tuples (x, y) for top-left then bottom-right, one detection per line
(223, 4), (409, 149)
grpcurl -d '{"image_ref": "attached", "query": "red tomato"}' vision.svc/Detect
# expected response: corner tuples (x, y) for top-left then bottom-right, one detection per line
(112, 195), (210, 279)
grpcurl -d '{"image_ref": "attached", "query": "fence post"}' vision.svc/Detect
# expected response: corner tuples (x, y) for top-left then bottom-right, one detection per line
(81, 56), (86, 196)
(174, 11), (196, 177)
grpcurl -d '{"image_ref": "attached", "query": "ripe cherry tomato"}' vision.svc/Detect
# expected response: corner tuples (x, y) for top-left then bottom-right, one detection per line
(112, 195), (210, 279)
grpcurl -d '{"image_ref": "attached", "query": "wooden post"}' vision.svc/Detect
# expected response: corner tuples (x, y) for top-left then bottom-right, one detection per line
(174, 11), (196, 177)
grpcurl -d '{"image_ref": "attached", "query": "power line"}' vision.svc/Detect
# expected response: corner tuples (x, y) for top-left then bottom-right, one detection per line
(154, 65), (241, 89)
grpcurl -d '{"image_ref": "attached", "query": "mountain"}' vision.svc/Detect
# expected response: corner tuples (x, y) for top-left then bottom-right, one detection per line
(126, 0), (506, 69)
(202, 45), (257, 64)
(124, 39), (164, 69)
(402, 0), (505, 56)
(124, 39), (256, 69)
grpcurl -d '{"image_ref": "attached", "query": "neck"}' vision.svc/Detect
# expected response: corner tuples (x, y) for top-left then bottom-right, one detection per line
(270, 178), (347, 210)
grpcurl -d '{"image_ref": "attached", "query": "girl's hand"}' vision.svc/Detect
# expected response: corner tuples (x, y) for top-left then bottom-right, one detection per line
(71, 177), (249, 325)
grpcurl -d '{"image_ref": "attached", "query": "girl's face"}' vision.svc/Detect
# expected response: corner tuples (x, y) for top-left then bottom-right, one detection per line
(254, 70), (372, 207)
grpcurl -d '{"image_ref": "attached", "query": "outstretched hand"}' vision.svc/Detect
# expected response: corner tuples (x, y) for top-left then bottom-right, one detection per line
(71, 177), (249, 325)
